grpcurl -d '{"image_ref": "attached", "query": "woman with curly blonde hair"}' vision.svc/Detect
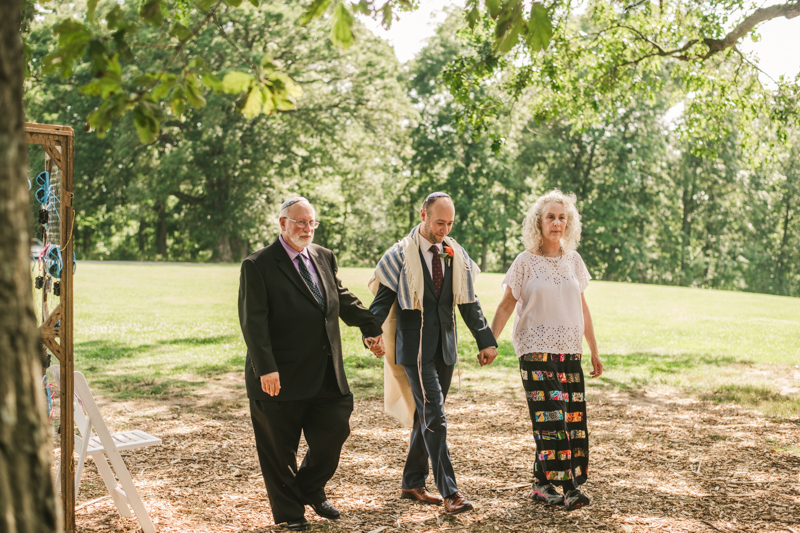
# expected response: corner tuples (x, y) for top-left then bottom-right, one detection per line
(491, 189), (603, 511)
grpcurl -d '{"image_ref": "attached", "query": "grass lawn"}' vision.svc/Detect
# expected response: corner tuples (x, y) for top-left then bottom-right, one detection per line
(72, 262), (800, 417)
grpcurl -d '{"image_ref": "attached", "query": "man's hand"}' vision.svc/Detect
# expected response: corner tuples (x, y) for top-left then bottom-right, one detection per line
(260, 372), (280, 396)
(364, 335), (385, 358)
(478, 346), (498, 366)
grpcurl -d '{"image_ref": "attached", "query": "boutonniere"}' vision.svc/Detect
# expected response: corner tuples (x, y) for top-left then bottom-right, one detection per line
(439, 246), (454, 266)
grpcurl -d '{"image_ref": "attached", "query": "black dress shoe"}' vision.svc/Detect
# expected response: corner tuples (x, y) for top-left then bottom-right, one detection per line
(310, 500), (341, 519)
(285, 518), (309, 530)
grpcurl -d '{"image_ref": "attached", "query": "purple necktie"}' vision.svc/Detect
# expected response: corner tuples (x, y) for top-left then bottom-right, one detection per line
(429, 245), (443, 296)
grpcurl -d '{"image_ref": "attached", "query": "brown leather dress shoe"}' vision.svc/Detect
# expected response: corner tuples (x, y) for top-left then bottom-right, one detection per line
(443, 491), (474, 514)
(401, 487), (443, 505)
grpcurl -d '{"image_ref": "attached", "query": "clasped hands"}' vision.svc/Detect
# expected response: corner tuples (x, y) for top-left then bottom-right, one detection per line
(364, 335), (385, 357)
(477, 346), (498, 366)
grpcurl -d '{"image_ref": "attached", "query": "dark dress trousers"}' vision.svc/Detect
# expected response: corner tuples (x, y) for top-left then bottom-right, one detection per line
(238, 238), (382, 524)
(369, 249), (496, 498)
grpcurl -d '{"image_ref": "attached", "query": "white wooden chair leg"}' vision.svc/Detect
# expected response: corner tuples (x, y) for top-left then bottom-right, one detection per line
(73, 420), (92, 497)
(91, 452), (132, 518)
(108, 458), (156, 533)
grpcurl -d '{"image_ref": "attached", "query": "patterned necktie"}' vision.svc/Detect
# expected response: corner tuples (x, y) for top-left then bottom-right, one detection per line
(297, 254), (325, 311)
(429, 244), (443, 296)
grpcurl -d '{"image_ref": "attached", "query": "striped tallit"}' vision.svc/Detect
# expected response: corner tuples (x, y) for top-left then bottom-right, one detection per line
(368, 224), (481, 427)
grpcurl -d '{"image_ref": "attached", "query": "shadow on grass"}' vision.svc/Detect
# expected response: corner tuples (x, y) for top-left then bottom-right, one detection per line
(76, 340), (155, 361)
(702, 383), (800, 417)
(88, 374), (205, 399)
(601, 352), (746, 372)
(160, 334), (238, 346)
(75, 335), (242, 399)
(76, 335), (239, 361)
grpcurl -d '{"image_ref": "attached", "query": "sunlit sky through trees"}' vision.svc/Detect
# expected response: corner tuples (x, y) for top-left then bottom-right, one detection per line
(360, 0), (800, 85)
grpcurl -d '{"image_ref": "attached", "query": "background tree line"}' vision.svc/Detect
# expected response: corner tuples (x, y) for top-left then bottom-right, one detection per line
(24, 4), (799, 296)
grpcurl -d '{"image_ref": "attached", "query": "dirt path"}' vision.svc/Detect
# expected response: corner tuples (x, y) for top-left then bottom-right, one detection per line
(71, 375), (800, 532)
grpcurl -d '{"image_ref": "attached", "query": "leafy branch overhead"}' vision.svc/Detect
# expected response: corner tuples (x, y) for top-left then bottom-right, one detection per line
(26, 0), (800, 145)
(37, 0), (304, 143)
(438, 0), (800, 141)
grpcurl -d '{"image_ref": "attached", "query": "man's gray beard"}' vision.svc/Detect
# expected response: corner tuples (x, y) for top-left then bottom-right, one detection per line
(286, 233), (312, 249)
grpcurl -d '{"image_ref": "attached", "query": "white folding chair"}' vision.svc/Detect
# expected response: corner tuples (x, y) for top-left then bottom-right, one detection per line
(51, 366), (161, 533)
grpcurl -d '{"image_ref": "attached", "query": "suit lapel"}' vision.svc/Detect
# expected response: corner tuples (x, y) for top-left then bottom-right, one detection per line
(274, 241), (324, 311)
(307, 246), (331, 312)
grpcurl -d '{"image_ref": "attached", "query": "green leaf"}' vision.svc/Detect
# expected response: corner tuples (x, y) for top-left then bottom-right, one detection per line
(139, 0), (164, 27)
(241, 86), (265, 118)
(170, 22), (193, 41)
(248, 0), (260, 6)
(54, 18), (92, 46)
(261, 53), (277, 72)
(331, 3), (354, 48)
(87, 0), (99, 23)
(225, 0), (243, 6)
(87, 93), (131, 137)
(200, 73), (223, 93)
(299, 0), (332, 25)
(485, 0), (501, 19)
(381, 3), (393, 28)
(80, 77), (123, 99)
(106, 5), (124, 29)
(151, 82), (173, 101)
(133, 102), (161, 144)
(195, 0), (217, 10)
(493, 0), (523, 54)
(466, 6), (480, 30)
(524, 2), (553, 52)
(268, 71), (303, 98)
(185, 79), (207, 108)
(222, 70), (255, 93)
(43, 19), (92, 77)
(171, 86), (186, 116)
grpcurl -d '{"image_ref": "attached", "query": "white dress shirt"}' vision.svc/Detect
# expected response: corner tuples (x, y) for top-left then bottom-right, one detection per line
(418, 232), (445, 277)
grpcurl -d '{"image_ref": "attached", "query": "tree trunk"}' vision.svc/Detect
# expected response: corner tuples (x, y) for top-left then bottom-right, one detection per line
(680, 183), (694, 286)
(776, 187), (794, 294)
(137, 218), (147, 254)
(82, 225), (92, 256)
(214, 234), (233, 262)
(156, 203), (167, 257)
(0, 1), (59, 531)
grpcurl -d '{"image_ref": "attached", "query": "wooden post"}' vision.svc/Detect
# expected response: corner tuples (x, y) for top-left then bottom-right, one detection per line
(25, 122), (76, 533)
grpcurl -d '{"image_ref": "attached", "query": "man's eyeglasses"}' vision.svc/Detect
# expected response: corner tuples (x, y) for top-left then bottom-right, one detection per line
(286, 218), (321, 229)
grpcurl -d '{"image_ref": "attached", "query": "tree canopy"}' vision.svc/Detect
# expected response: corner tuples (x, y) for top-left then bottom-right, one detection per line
(21, 1), (800, 296)
(23, 0), (800, 145)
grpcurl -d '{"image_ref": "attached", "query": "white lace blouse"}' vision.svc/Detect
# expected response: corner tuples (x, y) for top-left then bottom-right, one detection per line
(502, 250), (591, 356)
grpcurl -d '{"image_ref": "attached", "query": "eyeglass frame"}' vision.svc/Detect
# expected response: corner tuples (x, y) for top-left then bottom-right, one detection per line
(284, 217), (321, 229)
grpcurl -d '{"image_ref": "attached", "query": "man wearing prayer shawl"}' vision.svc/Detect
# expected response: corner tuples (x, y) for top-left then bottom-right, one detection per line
(367, 192), (498, 514)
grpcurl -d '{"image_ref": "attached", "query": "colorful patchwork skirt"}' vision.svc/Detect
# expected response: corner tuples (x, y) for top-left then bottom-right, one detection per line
(519, 352), (588, 488)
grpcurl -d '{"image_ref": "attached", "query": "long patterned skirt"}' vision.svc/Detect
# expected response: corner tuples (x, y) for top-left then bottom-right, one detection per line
(519, 352), (589, 488)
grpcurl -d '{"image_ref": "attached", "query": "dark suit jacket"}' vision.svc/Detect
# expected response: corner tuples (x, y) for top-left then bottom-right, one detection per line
(369, 248), (496, 366)
(238, 238), (383, 401)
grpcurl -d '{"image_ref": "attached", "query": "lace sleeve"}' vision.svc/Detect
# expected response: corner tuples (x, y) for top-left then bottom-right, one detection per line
(575, 252), (591, 293)
(502, 254), (526, 300)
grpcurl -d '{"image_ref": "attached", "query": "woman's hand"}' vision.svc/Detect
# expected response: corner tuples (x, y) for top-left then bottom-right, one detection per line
(589, 353), (603, 378)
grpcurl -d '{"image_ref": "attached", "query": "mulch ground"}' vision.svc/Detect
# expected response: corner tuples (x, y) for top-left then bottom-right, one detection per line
(66, 375), (800, 533)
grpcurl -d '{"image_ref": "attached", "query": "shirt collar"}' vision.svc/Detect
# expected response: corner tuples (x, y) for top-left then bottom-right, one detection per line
(279, 234), (310, 262)
(418, 231), (441, 253)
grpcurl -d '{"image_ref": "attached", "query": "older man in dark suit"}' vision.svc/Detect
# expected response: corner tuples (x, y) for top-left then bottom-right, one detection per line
(238, 197), (383, 531)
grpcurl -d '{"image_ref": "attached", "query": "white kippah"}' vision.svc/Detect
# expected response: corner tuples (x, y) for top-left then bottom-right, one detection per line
(280, 197), (308, 211)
